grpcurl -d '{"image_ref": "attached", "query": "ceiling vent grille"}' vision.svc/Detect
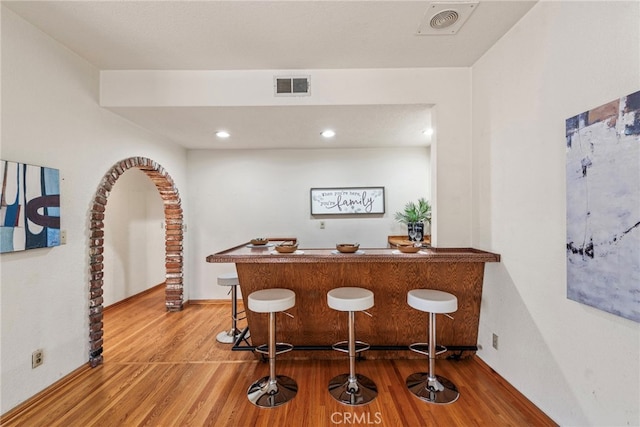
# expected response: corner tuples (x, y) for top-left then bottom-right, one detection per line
(416, 1), (479, 35)
(274, 76), (311, 96)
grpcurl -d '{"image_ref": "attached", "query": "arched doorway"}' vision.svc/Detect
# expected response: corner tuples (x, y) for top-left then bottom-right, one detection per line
(88, 157), (184, 367)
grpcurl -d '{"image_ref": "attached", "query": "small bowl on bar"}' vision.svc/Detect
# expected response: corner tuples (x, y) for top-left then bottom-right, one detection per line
(336, 243), (360, 253)
(275, 241), (298, 253)
(250, 237), (269, 246)
(397, 243), (421, 253)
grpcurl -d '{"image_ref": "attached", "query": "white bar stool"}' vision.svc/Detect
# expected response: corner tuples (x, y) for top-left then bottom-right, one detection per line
(246, 288), (297, 408)
(215, 272), (249, 343)
(406, 289), (459, 404)
(327, 287), (378, 406)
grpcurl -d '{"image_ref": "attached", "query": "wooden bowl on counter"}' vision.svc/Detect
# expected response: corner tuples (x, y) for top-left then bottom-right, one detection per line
(275, 242), (298, 253)
(336, 243), (360, 253)
(250, 238), (269, 245)
(397, 244), (421, 253)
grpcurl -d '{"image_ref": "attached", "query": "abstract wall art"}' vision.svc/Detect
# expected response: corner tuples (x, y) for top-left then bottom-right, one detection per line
(566, 90), (640, 322)
(0, 160), (60, 253)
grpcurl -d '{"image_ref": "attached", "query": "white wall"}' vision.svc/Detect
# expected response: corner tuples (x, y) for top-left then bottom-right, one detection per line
(102, 168), (165, 306)
(189, 147), (430, 300)
(102, 67), (473, 248)
(0, 7), (188, 413)
(472, 2), (640, 425)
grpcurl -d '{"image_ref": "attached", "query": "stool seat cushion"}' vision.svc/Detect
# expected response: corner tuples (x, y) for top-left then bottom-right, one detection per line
(327, 287), (374, 312)
(248, 288), (295, 313)
(408, 289), (457, 314)
(217, 272), (239, 287)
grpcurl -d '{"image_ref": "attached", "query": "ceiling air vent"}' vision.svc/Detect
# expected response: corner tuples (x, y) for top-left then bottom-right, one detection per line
(416, 1), (479, 35)
(274, 76), (310, 96)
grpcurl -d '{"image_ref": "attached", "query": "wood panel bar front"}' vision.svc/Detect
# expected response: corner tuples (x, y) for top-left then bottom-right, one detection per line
(206, 243), (500, 359)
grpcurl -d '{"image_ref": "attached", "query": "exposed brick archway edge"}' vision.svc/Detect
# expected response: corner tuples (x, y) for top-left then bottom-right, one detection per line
(89, 157), (184, 367)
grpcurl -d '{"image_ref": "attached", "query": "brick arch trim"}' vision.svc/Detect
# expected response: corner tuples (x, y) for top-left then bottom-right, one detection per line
(89, 157), (184, 367)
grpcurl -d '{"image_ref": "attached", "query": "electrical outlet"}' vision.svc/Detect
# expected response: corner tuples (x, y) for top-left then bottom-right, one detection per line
(32, 349), (44, 368)
(492, 333), (499, 350)
(320, 221), (325, 229)
(60, 230), (67, 244)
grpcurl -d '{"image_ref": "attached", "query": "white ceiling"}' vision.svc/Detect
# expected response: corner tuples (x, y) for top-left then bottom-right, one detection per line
(109, 104), (434, 150)
(4, 0), (537, 149)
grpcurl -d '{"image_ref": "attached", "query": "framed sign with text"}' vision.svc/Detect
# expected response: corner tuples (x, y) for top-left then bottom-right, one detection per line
(310, 187), (385, 215)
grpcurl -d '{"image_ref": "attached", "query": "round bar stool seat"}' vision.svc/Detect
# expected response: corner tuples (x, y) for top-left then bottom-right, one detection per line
(408, 289), (458, 314)
(246, 288), (297, 408)
(216, 272), (249, 343)
(327, 287), (377, 406)
(248, 288), (295, 313)
(406, 289), (459, 405)
(217, 272), (239, 287)
(328, 287), (374, 312)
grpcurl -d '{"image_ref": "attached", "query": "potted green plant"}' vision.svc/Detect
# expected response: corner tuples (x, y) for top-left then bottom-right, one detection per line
(394, 198), (431, 241)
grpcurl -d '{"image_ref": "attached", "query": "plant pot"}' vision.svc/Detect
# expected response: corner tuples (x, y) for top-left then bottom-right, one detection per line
(407, 222), (424, 242)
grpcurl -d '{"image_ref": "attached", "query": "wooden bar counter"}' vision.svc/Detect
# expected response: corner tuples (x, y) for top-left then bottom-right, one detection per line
(206, 240), (500, 359)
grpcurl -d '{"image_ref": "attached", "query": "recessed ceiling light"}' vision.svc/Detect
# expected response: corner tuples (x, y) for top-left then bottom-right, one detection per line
(216, 131), (230, 138)
(321, 130), (336, 138)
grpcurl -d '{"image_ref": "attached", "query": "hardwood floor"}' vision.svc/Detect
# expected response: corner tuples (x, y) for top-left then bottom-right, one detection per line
(2, 286), (557, 426)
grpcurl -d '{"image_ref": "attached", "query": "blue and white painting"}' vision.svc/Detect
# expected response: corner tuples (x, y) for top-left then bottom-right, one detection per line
(566, 91), (640, 322)
(0, 160), (60, 253)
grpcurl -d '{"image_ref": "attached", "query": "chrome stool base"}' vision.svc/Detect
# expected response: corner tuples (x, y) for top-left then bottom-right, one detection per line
(216, 328), (250, 344)
(247, 375), (298, 408)
(328, 373), (378, 406)
(406, 372), (459, 404)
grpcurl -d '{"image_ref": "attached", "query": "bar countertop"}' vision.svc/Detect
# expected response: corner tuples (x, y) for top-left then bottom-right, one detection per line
(206, 241), (500, 264)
